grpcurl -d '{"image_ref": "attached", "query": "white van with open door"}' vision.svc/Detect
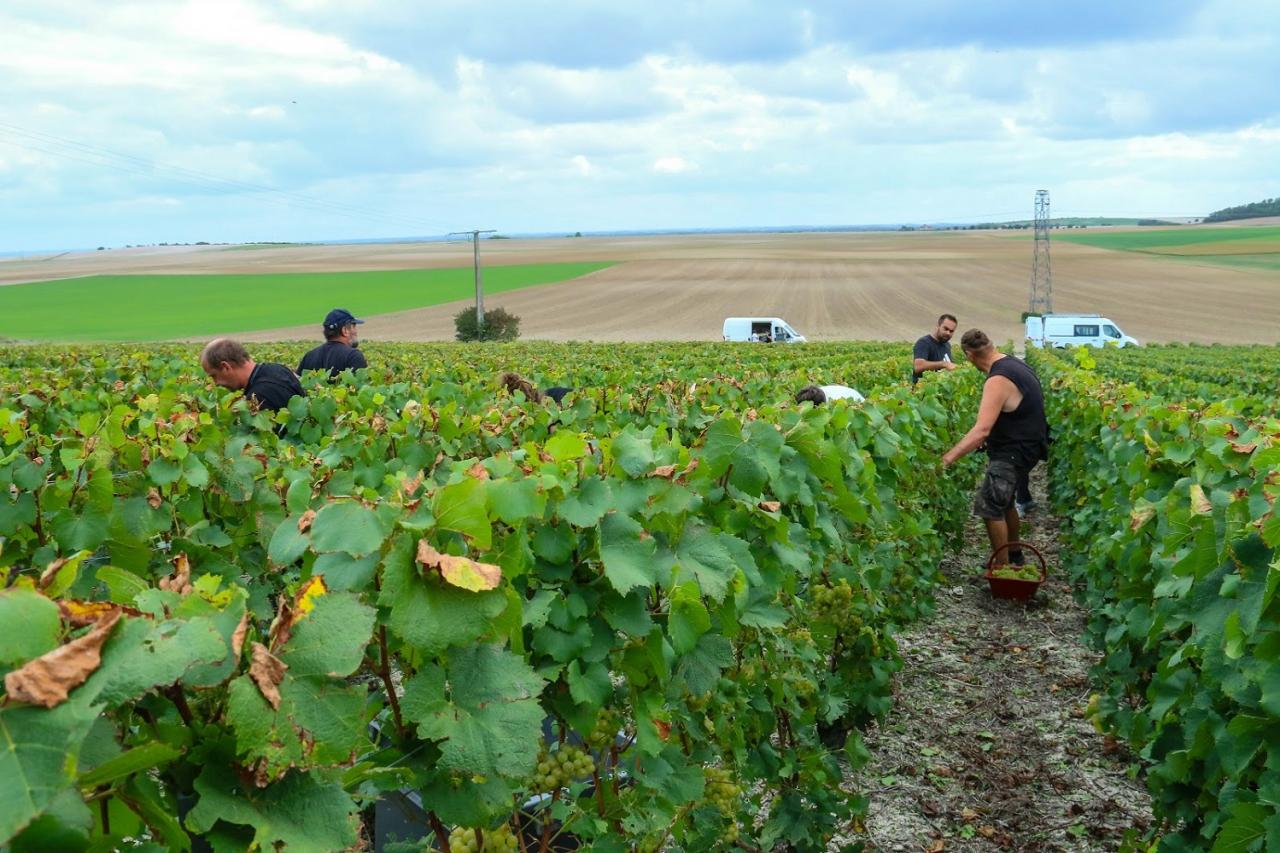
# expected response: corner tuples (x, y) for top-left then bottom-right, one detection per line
(722, 317), (806, 343)
(1025, 314), (1138, 348)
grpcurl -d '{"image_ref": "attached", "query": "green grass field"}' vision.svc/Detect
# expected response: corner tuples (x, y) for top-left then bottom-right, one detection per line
(1055, 226), (1280, 273)
(1056, 225), (1280, 251)
(0, 262), (613, 341)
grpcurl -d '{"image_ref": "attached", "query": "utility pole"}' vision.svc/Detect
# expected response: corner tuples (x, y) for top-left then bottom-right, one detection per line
(448, 229), (496, 328)
(1029, 190), (1053, 314)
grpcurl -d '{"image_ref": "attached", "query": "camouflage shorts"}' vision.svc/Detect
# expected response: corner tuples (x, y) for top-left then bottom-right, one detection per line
(973, 458), (1024, 519)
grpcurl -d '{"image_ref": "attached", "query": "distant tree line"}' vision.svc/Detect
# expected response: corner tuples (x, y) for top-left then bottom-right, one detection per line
(1205, 197), (1280, 222)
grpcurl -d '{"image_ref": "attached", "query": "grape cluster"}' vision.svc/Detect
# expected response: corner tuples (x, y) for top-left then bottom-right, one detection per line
(447, 823), (517, 852)
(811, 579), (864, 635)
(990, 564), (1041, 582)
(531, 745), (594, 792)
(588, 709), (620, 749)
(704, 766), (740, 815)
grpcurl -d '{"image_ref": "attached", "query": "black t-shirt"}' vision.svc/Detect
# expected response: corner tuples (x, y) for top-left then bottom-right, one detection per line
(912, 335), (952, 382)
(985, 355), (1049, 470)
(298, 341), (367, 377)
(245, 362), (305, 412)
(543, 387), (573, 405)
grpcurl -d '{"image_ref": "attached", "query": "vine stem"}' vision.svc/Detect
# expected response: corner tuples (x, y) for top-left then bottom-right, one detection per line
(427, 811), (452, 852)
(538, 789), (561, 852)
(377, 625), (405, 737)
(164, 684), (195, 728)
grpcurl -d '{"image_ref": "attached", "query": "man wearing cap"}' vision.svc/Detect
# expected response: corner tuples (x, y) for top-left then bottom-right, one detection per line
(298, 308), (368, 377)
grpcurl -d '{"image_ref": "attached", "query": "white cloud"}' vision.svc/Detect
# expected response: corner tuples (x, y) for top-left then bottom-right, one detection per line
(0, 1), (1278, 249)
(652, 156), (696, 174)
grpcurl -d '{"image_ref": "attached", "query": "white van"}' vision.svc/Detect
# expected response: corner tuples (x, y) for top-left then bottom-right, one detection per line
(722, 317), (806, 343)
(1025, 314), (1138, 349)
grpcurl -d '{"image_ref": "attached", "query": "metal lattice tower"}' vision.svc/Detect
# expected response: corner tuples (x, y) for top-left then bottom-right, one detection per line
(1030, 189), (1053, 314)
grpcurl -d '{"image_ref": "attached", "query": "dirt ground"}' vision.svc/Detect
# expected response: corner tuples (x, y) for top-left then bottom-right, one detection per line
(3, 229), (1278, 344)
(845, 468), (1152, 851)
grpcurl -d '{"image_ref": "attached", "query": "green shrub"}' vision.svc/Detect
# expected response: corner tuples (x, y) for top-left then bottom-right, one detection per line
(455, 306), (521, 342)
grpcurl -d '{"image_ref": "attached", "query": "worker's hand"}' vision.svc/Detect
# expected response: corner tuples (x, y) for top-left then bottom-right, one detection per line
(943, 361), (959, 371)
(941, 450), (957, 468)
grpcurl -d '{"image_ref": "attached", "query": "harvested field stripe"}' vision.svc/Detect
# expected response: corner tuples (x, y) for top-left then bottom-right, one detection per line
(0, 262), (614, 342)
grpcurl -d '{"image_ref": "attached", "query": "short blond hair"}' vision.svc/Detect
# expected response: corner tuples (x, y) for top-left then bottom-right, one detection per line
(201, 338), (250, 369)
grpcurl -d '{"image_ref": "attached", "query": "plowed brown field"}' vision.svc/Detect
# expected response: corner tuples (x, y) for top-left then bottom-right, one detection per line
(4, 229), (1277, 343)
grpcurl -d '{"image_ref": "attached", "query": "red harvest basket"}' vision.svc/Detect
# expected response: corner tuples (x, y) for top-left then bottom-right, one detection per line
(984, 541), (1048, 601)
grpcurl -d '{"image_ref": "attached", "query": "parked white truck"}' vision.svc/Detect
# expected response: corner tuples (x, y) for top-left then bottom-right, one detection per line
(1025, 314), (1139, 348)
(722, 317), (806, 343)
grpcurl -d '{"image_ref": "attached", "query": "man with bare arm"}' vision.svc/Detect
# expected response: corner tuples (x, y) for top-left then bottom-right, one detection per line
(940, 329), (1049, 565)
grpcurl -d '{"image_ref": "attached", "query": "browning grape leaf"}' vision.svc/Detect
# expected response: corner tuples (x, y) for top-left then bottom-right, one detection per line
(250, 643), (288, 711)
(4, 611), (121, 708)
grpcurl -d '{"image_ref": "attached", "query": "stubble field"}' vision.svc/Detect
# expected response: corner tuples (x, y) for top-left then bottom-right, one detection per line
(2, 227), (1277, 343)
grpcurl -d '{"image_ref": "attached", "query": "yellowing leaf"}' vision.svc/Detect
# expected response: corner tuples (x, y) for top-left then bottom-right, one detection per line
(1189, 484), (1212, 515)
(297, 576), (328, 617)
(416, 540), (502, 592)
(648, 465), (677, 479)
(3, 610), (121, 708)
(1142, 430), (1160, 454)
(59, 599), (138, 627)
(38, 550), (92, 597)
(1130, 501), (1157, 531)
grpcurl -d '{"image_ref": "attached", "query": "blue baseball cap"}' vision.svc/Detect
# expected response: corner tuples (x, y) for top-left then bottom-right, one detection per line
(323, 308), (364, 330)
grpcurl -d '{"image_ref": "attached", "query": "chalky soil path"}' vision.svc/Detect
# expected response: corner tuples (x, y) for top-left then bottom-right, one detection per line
(849, 470), (1152, 851)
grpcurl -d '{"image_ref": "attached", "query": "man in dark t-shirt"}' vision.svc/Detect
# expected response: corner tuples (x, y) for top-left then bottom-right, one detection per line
(912, 314), (958, 383)
(500, 372), (573, 405)
(941, 328), (1049, 566)
(298, 308), (367, 377)
(201, 338), (304, 413)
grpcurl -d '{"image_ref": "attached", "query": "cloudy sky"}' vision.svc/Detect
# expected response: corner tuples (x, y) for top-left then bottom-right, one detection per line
(1, 0), (1277, 250)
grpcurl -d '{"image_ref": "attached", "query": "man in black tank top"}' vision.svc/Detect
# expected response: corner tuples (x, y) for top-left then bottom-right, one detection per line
(941, 329), (1049, 565)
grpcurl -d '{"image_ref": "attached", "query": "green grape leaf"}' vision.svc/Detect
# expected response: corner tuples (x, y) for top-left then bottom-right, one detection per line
(488, 478), (547, 525)
(559, 477), (614, 528)
(309, 502), (384, 557)
(544, 430), (589, 463)
(186, 765), (360, 853)
(1212, 802), (1267, 853)
(77, 741), (183, 788)
(401, 644), (545, 779)
(599, 512), (658, 595)
(668, 584), (711, 655)
(279, 593), (375, 679)
(610, 427), (656, 477)
(567, 659), (612, 708)
(431, 477), (491, 550)
(674, 526), (739, 603)
(0, 588), (61, 666)
(379, 535), (504, 656)
(0, 698), (98, 843)
(94, 565), (150, 606)
(81, 616), (227, 706)
(225, 675), (369, 780)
